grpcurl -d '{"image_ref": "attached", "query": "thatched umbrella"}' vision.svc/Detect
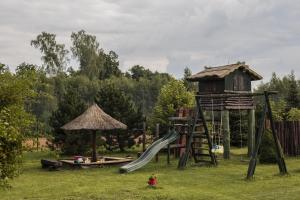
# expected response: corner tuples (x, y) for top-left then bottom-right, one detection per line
(61, 103), (127, 162)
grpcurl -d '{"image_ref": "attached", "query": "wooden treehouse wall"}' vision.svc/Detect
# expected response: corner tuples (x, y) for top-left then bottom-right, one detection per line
(198, 69), (252, 94)
(224, 69), (252, 92)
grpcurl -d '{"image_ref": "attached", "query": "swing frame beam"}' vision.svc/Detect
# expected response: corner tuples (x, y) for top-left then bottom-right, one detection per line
(195, 91), (288, 179)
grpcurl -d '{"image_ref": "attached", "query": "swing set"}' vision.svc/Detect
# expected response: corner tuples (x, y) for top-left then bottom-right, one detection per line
(179, 91), (288, 179)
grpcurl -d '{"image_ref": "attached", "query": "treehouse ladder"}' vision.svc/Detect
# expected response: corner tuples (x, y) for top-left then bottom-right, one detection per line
(178, 96), (217, 169)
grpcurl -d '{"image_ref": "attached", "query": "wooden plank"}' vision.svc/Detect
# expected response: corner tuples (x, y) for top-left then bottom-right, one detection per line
(222, 110), (230, 159)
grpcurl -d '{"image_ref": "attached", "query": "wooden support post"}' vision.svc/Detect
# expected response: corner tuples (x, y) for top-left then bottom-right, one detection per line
(247, 91), (288, 179)
(222, 110), (230, 159)
(167, 144), (171, 164)
(142, 122), (146, 152)
(155, 123), (159, 162)
(247, 101), (267, 179)
(92, 131), (97, 162)
(265, 91), (288, 175)
(248, 109), (255, 157)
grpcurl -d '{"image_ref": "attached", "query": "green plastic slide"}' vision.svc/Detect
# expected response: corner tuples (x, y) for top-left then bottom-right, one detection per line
(119, 130), (179, 173)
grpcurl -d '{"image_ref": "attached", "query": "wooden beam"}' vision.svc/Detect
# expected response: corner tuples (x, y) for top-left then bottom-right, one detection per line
(196, 91), (278, 98)
(222, 110), (230, 159)
(265, 91), (288, 175)
(247, 109), (255, 157)
(92, 131), (97, 162)
(247, 100), (267, 179)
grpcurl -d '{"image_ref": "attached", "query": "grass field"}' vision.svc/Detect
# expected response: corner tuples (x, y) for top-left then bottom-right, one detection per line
(2, 149), (300, 200)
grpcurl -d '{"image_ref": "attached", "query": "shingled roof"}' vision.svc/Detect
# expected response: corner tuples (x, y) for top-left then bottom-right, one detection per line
(187, 63), (263, 81)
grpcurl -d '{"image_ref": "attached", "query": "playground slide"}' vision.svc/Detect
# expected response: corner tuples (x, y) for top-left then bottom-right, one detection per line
(119, 130), (179, 173)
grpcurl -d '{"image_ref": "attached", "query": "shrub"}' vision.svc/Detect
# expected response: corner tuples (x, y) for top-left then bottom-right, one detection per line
(287, 108), (300, 121)
(259, 129), (277, 164)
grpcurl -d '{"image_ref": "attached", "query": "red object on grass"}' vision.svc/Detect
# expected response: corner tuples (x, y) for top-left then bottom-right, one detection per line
(148, 175), (157, 186)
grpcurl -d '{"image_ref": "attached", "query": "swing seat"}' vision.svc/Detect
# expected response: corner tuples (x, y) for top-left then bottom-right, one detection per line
(212, 145), (224, 154)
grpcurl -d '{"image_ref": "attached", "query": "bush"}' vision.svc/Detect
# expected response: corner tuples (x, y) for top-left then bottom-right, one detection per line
(287, 108), (300, 121)
(259, 129), (277, 164)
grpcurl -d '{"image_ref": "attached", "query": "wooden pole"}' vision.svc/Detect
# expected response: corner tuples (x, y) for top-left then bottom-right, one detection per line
(247, 98), (267, 179)
(265, 91), (288, 175)
(92, 131), (97, 162)
(222, 110), (230, 159)
(155, 123), (159, 162)
(167, 144), (171, 164)
(247, 109), (255, 157)
(142, 122), (146, 152)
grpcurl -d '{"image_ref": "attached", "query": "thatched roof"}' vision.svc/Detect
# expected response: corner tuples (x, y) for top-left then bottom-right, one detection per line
(187, 63), (263, 82)
(61, 104), (127, 131)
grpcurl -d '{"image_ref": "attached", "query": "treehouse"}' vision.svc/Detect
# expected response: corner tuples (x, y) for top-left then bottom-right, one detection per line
(187, 62), (263, 159)
(187, 62), (263, 110)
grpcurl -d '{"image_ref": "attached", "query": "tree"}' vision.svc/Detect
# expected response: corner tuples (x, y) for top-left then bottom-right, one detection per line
(99, 51), (122, 79)
(0, 69), (34, 187)
(71, 30), (99, 79)
(151, 80), (195, 133)
(31, 32), (69, 75)
(95, 81), (143, 151)
(286, 71), (300, 109)
(183, 67), (196, 91)
(50, 74), (100, 154)
(106, 70), (173, 117)
(270, 99), (287, 121)
(259, 129), (277, 164)
(50, 86), (87, 155)
(129, 65), (153, 80)
(71, 30), (121, 80)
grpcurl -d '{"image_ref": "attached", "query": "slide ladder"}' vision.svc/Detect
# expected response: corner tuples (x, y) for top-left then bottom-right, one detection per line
(178, 97), (217, 169)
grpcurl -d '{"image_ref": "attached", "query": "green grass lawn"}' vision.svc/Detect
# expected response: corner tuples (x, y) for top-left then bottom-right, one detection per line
(2, 149), (300, 200)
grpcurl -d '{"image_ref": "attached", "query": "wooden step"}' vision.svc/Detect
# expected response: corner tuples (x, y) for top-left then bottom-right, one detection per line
(193, 134), (207, 139)
(193, 146), (209, 151)
(194, 153), (211, 157)
(194, 159), (212, 163)
(193, 131), (206, 135)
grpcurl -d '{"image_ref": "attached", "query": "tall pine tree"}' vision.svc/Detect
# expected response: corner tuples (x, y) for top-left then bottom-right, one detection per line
(286, 71), (300, 109)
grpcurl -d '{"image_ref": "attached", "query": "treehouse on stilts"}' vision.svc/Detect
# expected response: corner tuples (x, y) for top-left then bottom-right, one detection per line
(178, 62), (288, 179)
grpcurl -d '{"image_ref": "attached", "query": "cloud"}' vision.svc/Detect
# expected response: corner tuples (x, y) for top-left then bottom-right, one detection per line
(0, 0), (299, 82)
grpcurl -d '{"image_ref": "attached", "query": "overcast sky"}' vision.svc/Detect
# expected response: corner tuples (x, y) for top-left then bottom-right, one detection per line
(0, 0), (300, 82)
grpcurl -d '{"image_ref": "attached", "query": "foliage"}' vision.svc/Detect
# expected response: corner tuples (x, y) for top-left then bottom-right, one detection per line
(182, 67), (196, 92)
(128, 65), (153, 80)
(16, 63), (57, 135)
(71, 30), (121, 80)
(255, 71), (300, 111)
(151, 80), (195, 132)
(270, 99), (287, 121)
(287, 108), (300, 121)
(259, 129), (277, 164)
(49, 74), (100, 155)
(285, 71), (300, 109)
(95, 81), (143, 151)
(108, 72), (173, 117)
(31, 32), (69, 75)
(0, 69), (34, 187)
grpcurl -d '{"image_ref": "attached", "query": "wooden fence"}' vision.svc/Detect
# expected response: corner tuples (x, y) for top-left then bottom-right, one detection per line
(274, 121), (300, 156)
